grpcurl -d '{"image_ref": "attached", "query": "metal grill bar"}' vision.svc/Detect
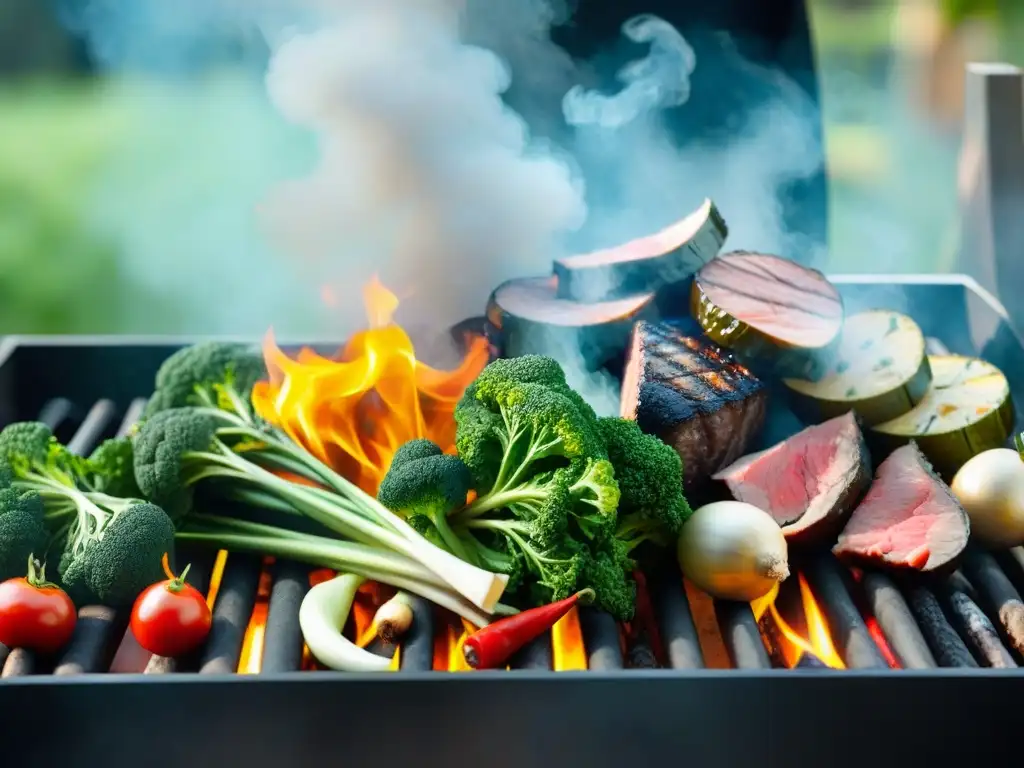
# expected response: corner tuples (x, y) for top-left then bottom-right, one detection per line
(260, 560), (311, 674)
(802, 556), (888, 669)
(652, 578), (703, 669)
(714, 601), (770, 669)
(859, 571), (936, 669)
(396, 596), (434, 672)
(198, 553), (262, 675)
(509, 635), (554, 671)
(579, 608), (623, 670)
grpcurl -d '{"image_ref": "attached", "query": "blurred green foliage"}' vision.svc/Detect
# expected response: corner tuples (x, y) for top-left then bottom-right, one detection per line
(0, 81), (174, 333)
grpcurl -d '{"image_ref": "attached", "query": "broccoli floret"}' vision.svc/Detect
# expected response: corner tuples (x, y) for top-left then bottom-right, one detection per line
(144, 341), (265, 418)
(0, 421), (85, 481)
(582, 536), (637, 620)
(377, 441), (473, 559)
(0, 421), (176, 607)
(87, 437), (142, 498)
(0, 487), (49, 581)
(598, 417), (693, 552)
(447, 355), (635, 619)
(469, 355), (598, 422)
(133, 408), (219, 521)
(388, 439), (445, 466)
(61, 502), (175, 607)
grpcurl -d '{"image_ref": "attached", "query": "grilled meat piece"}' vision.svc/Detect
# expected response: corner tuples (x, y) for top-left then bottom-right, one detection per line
(714, 411), (871, 548)
(620, 321), (767, 489)
(833, 442), (969, 574)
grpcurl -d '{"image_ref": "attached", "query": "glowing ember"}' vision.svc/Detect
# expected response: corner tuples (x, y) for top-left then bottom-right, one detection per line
(252, 276), (489, 494)
(766, 575), (846, 669)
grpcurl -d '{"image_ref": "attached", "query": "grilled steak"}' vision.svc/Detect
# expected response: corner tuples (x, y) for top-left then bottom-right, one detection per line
(713, 411), (871, 548)
(620, 321), (767, 489)
(833, 442), (970, 573)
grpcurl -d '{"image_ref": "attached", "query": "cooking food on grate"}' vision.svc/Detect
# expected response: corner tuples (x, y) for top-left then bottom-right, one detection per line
(486, 274), (658, 370)
(462, 588), (595, 670)
(619, 321), (767, 490)
(300, 574), (393, 672)
(130, 553), (212, 659)
(377, 356), (694, 622)
(713, 411), (871, 548)
(134, 342), (509, 619)
(870, 354), (1015, 477)
(833, 443), (970, 574)
(373, 591), (416, 644)
(784, 310), (932, 426)
(446, 356), (662, 620)
(0, 556), (77, 655)
(0, 486), (48, 583)
(951, 445), (1024, 548)
(691, 251), (843, 380)
(0, 421), (176, 608)
(677, 500), (790, 601)
(553, 198), (728, 303)
(597, 417), (693, 554)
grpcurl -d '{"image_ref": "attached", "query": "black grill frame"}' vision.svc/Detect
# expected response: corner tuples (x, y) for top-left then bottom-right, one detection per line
(2, 274), (1024, 767)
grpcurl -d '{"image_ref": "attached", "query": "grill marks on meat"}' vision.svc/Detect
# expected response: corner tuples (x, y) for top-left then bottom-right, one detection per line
(714, 412), (871, 547)
(621, 322), (767, 489)
(833, 443), (969, 574)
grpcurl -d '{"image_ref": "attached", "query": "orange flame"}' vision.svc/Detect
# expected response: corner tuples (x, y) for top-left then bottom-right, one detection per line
(252, 276), (489, 494)
(765, 575), (845, 669)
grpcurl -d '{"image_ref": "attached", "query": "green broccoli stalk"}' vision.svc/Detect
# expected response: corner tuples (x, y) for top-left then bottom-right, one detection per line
(428, 355), (636, 619)
(376, 440), (474, 561)
(0, 421), (175, 606)
(0, 486), (49, 582)
(132, 406), (508, 614)
(597, 417), (693, 553)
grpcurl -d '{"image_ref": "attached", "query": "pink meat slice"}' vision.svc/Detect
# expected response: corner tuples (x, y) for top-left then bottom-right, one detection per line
(833, 443), (969, 573)
(713, 411), (869, 546)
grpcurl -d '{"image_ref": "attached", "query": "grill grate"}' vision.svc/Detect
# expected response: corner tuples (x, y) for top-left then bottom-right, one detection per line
(4, 390), (1024, 677)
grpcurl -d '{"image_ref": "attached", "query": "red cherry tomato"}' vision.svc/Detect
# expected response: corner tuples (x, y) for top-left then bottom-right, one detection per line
(130, 553), (212, 658)
(0, 556), (77, 655)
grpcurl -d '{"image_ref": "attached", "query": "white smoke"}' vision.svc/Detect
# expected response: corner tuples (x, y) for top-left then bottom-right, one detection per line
(257, 1), (587, 333)
(61, 0), (822, 414)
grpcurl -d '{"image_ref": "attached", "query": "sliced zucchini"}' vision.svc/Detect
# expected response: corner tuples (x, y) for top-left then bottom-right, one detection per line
(783, 310), (932, 426)
(871, 354), (1016, 477)
(690, 251), (843, 380)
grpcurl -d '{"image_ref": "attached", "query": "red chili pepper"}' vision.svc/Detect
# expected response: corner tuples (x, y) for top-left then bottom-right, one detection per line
(463, 588), (595, 670)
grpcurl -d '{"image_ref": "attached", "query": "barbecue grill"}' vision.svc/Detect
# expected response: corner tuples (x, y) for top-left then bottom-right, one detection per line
(1, 273), (1022, 768)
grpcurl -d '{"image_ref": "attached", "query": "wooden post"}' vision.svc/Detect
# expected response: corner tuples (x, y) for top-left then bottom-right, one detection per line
(958, 63), (1024, 331)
